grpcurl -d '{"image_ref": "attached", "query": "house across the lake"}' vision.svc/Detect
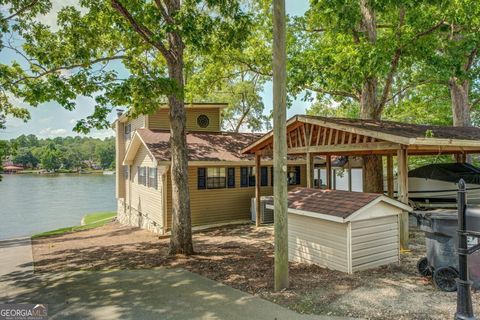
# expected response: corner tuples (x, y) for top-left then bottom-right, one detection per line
(114, 103), (322, 234)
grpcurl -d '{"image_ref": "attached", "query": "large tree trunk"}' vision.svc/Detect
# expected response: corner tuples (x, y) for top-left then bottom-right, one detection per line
(110, 0), (193, 254)
(449, 77), (471, 127)
(449, 77), (472, 163)
(167, 26), (193, 256)
(360, 79), (384, 193)
(359, 0), (384, 194)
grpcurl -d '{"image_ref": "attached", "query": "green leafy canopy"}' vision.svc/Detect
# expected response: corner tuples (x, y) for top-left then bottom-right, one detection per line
(3, 0), (253, 133)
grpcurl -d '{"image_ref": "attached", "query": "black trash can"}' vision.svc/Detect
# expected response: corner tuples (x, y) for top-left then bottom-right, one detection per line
(415, 208), (480, 292)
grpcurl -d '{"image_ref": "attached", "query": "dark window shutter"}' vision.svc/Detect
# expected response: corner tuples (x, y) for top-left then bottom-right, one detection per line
(295, 166), (301, 185)
(143, 167), (147, 186)
(240, 167), (248, 187)
(227, 168), (235, 188)
(261, 167), (268, 186)
(271, 167), (274, 186)
(248, 167), (256, 186)
(153, 168), (158, 189)
(198, 168), (206, 189)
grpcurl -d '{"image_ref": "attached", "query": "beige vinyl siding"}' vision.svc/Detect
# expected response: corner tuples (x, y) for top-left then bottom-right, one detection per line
(128, 145), (164, 227)
(125, 115), (146, 150)
(288, 214), (349, 272)
(166, 164), (307, 228)
(148, 108), (220, 132)
(351, 215), (399, 272)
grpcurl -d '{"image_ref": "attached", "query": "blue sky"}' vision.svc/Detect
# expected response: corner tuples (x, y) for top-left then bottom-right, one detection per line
(1, 0), (310, 140)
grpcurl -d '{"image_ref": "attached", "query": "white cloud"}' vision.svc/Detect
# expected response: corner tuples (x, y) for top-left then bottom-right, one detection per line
(35, 0), (85, 30)
(38, 127), (68, 138)
(89, 129), (115, 140)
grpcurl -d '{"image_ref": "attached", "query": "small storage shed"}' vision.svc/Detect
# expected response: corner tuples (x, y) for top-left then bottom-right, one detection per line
(267, 188), (412, 274)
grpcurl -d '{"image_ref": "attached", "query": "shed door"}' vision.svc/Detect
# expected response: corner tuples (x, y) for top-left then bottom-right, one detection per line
(351, 215), (399, 272)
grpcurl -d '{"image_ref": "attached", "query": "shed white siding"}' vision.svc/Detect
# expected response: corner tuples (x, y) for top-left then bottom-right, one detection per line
(288, 213), (349, 273)
(351, 215), (399, 272)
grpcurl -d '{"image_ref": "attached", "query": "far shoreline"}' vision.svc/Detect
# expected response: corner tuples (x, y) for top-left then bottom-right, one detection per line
(1, 169), (112, 175)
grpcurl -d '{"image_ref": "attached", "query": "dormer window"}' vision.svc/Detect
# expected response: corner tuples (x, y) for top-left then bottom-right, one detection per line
(197, 114), (210, 128)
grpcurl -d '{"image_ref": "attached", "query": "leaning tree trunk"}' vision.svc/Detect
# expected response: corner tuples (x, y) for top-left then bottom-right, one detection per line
(167, 36), (194, 255)
(449, 77), (472, 163)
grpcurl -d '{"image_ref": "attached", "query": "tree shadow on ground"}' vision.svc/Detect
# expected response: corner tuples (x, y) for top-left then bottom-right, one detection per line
(28, 222), (478, 320)
(1, 267), (293, 320)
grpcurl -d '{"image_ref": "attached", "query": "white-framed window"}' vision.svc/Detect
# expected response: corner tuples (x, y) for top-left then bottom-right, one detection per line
(148, 167), (158, 189)
(206, 167), (226, 189)
(138, 166), (146, 186)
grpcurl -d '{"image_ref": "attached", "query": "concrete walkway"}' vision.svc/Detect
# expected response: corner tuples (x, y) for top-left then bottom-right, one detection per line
(0, 238), (351, 320)
(0, 237), (33, 278)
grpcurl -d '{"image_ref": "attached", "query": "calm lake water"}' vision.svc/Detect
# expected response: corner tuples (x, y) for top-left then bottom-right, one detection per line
(0, 174), (115, 240)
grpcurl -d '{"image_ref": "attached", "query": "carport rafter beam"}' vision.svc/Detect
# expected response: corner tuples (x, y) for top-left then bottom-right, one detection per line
(298, 116), (413, 145)
(285, 141), (401, 155)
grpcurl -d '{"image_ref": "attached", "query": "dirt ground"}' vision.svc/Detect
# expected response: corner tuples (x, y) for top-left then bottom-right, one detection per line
(32, 221), (480, 320)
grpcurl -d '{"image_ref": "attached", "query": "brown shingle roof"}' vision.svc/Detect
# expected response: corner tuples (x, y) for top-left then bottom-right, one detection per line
(304, 115), (480, 141)
(137, 129), (262, 162)
(285, 187), (382, 219)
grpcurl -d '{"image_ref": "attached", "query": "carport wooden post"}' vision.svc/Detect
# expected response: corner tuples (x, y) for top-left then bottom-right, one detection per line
(273, 0), (288, 291)
(326, 155), (332, 189)
(306, 152), (314, 188)
(387, 154), (394, 197)
(397, 148), (409, 251)
(255, 152), (261, 227)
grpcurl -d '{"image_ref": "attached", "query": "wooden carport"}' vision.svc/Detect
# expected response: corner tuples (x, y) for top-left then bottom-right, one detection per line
(242, 115), (480, 250)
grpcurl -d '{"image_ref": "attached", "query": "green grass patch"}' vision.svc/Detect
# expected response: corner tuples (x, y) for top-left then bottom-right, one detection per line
(32, 211), (116, 239)
(82, 211), (116, 225)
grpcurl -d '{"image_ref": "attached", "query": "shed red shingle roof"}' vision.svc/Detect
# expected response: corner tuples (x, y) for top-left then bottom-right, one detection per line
(137, 129), (262, 162)
(285, 187), (382, 219)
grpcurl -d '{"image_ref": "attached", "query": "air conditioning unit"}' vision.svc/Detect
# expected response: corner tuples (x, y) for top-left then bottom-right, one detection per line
(251, 196), (274, 224)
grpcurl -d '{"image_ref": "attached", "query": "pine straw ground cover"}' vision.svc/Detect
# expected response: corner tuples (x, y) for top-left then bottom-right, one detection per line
(32, 221), (480, 320)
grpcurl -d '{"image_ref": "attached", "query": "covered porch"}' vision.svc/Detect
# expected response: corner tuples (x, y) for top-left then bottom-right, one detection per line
(242, 115), (480, 250)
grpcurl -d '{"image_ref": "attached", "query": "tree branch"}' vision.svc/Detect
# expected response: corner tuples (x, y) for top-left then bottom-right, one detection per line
(154, 0), (174, 24)
(378, 8), (405, 111)
(309, 87), (360, 101)
(464, 45), (479, 72)
(303, 24), (393, 33)
(9, 55), (126, 86)
(471, 96), (480, 108)
(386, 79), (446, 104)
(1, 0), (38, 22)
(234, 58), (272, 77)
(110, 0), (173, 61)
(414, 20), (446, 40)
